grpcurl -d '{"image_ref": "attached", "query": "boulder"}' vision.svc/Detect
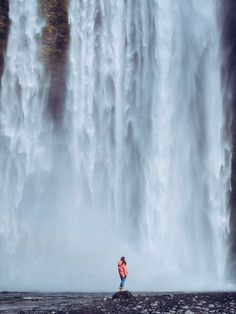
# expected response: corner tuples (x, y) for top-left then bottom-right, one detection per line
(112, 290), (133, 300)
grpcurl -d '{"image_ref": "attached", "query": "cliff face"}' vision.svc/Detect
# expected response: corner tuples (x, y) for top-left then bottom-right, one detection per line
(40, 0), (69, 121)
(40, 0), (69, 80)
(0, 0), (9, 79)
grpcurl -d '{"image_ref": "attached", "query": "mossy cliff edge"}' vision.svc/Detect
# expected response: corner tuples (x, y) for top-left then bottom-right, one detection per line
(40, 0), (69, 82)
(40, 0), (69, 121)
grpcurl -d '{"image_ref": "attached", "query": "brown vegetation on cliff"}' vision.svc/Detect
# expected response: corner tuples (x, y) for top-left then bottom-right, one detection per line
(40, 0), (69, 81)
(40, 0), (69, 121)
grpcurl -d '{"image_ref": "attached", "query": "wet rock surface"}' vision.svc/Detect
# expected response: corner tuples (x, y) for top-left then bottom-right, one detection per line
(0, 291), (235, 313)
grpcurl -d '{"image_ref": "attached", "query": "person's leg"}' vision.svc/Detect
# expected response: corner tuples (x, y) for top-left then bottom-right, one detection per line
(122, 277), (126, 290)
(119, 277), (126, 290)
(119, 277), (123, 290)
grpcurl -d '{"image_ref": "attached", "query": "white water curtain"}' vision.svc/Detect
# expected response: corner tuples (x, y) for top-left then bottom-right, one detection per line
(0, 0), (232, 291)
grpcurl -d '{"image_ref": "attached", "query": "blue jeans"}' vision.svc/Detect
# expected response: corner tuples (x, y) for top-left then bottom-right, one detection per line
(119, 277), (126, 289)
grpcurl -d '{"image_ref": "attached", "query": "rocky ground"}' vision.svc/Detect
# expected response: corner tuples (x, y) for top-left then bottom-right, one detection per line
(0, 291), (236, 313)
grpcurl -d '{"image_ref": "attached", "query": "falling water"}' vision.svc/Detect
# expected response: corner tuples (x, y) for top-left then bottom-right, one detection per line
(65, 0), (231, 290)
(0, 0), (51, 290)
(0, 0), (232, 291)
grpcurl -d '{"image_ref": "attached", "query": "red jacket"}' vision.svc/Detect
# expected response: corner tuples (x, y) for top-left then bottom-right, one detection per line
(118, 261), (128, 278)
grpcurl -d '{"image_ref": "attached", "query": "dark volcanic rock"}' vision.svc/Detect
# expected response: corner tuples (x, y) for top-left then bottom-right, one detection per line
(112, 290), (133, 300)
(0, 291), (236, 313)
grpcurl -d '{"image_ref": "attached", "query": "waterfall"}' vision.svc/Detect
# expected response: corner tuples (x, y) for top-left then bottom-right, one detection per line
(0, 0), (51, 290)
(65, 0), (231, 290)
(0, 0), (232, 291)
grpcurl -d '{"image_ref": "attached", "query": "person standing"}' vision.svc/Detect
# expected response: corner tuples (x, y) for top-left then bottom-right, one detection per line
(118, 256), (128, 291)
